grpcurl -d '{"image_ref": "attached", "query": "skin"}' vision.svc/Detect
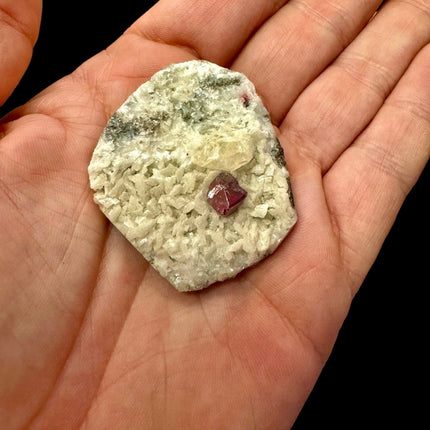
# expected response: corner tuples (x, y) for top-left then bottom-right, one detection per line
(0, 0), (429, 428)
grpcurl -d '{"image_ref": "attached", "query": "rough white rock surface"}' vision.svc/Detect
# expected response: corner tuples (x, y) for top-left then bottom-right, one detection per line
(88, 60), (297, 291)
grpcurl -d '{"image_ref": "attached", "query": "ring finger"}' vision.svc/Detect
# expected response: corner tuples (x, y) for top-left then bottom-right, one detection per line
(280, 0), (430, 174)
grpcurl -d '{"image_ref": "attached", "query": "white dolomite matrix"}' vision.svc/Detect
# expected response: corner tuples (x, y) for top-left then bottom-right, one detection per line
(88, 60), (297, 291)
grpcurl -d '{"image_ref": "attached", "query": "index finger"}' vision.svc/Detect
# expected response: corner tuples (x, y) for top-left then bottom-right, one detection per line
(129, 0), (288, 65)
(60, 0), (290, 122)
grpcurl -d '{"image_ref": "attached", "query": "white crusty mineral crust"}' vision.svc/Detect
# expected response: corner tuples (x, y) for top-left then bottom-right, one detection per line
(88, 60), (297, 291)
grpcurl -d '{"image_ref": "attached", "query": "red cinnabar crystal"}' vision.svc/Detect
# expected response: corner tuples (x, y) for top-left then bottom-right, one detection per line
(207, 172), (247, 216)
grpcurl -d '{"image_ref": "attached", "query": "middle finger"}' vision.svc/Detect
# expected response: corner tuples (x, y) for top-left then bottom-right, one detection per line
(232, 0), (383, 125)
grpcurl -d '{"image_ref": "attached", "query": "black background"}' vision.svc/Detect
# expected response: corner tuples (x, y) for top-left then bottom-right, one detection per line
(2, 0), (427, 428)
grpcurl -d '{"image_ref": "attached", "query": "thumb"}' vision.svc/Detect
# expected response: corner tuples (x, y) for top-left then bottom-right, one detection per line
(0, 0), (42, 107)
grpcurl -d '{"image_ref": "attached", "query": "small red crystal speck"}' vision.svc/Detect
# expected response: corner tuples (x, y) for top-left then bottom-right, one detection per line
(240, 93), (250, 107)
(207, 172), (247, 216)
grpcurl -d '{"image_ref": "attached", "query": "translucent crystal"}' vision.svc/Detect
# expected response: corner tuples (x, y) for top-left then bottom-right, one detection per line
(192, 133), (255, 171)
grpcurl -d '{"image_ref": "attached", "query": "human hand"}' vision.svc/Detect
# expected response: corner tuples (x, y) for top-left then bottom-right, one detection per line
(1, 0), (429, 428)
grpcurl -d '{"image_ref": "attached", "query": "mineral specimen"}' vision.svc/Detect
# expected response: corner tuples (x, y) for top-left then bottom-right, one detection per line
(88, 60), (297, 292)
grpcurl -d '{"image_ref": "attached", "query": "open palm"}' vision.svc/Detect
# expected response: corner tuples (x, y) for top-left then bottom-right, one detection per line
(1, 0), (429, 428)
